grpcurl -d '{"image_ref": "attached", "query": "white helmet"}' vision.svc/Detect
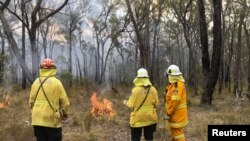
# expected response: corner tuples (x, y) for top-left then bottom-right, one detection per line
(166, 65), (182, 76)
(136, 68), (149, 77)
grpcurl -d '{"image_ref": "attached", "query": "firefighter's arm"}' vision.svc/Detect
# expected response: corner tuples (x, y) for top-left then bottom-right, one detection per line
(58, 81), (70, 118)
(29, 83), (36, 109)
(125, 88), (136, 109)
(166, 88), (182, 116)
(166, 98), (179, 116)
(154, 88), (159, 108)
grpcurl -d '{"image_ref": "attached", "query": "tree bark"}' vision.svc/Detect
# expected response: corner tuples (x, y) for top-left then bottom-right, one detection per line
(198, 0), (210, 76)
(124, 0), (149, 68)
(1, 0), (68, 81)
(225, 21), (236, 92)
(0, 9), (34, 83)
(199, 0), (222, 106)
(244, 23), (250, 91)
(233, 10), (245, 94)
(29, 0), (68, 79)
(21, 0), (26, 89)
(68, 31), (73, 87)
(0, 29), (5, 85)
(151, 0), (163, 84)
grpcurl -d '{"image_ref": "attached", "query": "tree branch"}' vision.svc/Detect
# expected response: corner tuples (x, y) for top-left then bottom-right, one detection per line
(0, 1), (30, 32)
(36, 0), (68, 26)
(31, 0), (42, 28)
(0, 0), (10, 11)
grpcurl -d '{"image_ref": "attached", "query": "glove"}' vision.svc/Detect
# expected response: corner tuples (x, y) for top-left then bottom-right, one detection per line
(164, 114), (171, 121)
(123, 100), (127, 106)
(62, 114), (68, 121)
(62, 114), (68, 124)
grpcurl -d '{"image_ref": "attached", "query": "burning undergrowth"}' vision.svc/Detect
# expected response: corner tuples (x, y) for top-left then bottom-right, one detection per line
(90, 92), (116, 117)
(0, 95), (11, 109)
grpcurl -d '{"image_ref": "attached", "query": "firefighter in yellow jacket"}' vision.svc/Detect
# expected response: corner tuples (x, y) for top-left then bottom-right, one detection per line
(164, 64), (188, 141)
(29, 58), (70, 141)
(123, 68), (159, 141)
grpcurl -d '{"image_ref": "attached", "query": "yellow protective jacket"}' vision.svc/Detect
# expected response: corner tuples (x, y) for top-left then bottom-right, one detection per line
(126, 86), (159, 127)
(165, 81), (188, 128)
(29, 69), (70, 128)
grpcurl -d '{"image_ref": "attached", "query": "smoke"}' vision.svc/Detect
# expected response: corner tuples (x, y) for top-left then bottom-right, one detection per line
(99, 83), (112, 96)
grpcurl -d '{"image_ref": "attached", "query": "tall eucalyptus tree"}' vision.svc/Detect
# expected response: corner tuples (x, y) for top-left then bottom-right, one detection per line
(0, 0), (68, 82)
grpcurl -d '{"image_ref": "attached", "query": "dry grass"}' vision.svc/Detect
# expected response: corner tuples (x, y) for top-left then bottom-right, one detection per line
(0, 85), (250, 141)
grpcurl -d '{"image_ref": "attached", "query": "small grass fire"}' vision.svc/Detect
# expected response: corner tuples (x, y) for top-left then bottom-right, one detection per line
(0, 95), (11, 109)
(90, 92), (116, 117)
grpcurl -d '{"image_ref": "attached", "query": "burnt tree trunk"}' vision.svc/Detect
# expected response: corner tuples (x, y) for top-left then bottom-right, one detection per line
(199, 0), (222, 106)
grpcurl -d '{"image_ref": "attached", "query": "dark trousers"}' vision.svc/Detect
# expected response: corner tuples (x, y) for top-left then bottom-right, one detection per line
(34, 126), (62, 141)
(131, 123), (156, 141)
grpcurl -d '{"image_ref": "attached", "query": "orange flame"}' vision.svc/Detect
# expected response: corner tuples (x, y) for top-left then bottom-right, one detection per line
(90, 92), (116, 117)
(0, 95), (11, 109)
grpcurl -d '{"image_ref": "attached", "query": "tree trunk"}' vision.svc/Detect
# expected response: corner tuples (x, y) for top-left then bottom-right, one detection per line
(21, 0), (26, 89)
(89, 50), (94, 79)
(218, 12), (226, 95)
(225, 21), (236, 93)
(199, 0), (222, 106)
(198, 0), (210, 76)
(94, 30), (100, 83)
(75, 47), (83, 85)
(151, 0), (162, 84)
(41, 25), (49, 58)
(0, 10), (34, 83)
(29, 32), (39, 79)
(83, 54), (87, 77)
(100, 41), (105, 83)
(144, 0), (150, 70)
(0, 29), (4, 85)
(233, 11), (244, 94)
(124, 0), (149, 68)
(244, 23), (250, 91)
(69, 31), (73, 87)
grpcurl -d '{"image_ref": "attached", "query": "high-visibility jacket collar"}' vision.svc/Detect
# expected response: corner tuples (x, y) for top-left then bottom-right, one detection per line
(168, 75), (185, 83)
(39, 68), (57, 77)
(133, 77), (152, 87)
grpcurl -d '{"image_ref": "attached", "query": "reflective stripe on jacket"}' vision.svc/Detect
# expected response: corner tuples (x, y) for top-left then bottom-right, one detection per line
(165, 82), (188, 128)
(126, 86), (159, 127)
(29, 69), (70, 128)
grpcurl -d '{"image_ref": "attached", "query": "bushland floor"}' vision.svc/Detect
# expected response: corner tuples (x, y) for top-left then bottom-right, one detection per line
(0, 85), (250, 141)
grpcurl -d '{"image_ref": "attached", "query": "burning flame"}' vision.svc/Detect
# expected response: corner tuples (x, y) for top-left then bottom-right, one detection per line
(90, 92), (116, 117)
(0, 95), (11, 109)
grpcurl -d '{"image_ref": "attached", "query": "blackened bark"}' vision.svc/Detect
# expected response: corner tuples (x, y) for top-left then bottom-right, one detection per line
(199, 0), (222, 106)
(198, 0), (210, 75)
